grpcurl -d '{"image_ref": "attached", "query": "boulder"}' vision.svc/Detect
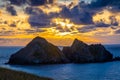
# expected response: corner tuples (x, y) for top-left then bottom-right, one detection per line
(62, 39), (113, 63)
(8, 36), (68, 65)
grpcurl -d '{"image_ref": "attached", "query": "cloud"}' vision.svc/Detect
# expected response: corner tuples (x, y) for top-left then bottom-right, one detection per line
(115, 29), (120, 34)
(60, 6), (72, 18)
(25, 7), (43, 15)
(9, 0), (26, 5)
(25, 28), (45, 34)
(9, 0), (54, 6)
(27, 6), (60, 28)
(89, 0), (110, 8)
(6, 5), (17, 16)
(89, 0), (120, 8)
(89, 0), (120, 12)
(95, 15), (119, 27)
(0, 30), (14, 36)
(2, 0), (120, 35)
(7, 0), (120, 27)
(71, 11), (94, 24)
(28, 13), (51, 27)
(9, 23), (16, 27)
(27, 0), (120, 34)
(27, 0), (47, 6)
(78, 25), (96, 33)
(109, 16), (119, 26)
(59, 4), (94, 25)
(95, 20), (110, 27)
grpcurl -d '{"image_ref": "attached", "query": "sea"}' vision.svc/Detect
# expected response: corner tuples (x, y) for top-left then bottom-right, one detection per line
(0, 45), (120, 80)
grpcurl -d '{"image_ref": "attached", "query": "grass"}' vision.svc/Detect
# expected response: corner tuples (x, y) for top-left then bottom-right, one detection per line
(0, 67), (53, 80)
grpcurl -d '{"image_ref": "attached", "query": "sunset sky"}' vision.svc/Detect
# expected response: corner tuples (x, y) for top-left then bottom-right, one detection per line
(0, 0), (120, 46)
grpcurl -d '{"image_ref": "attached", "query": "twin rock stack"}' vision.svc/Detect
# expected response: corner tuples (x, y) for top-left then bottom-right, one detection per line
(8, 36), (113, 65)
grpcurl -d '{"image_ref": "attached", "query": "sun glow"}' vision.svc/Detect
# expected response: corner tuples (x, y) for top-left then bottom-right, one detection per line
(1, 1), (120, 46)
(51, 18), (79, 35)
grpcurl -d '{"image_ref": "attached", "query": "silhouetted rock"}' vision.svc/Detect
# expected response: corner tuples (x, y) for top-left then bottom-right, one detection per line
(62, 39), (113, 63)
(8, 36), (68, 65)
(62, 47), (73, 61)
(63, 39), (94, 63)
(8, 37), (113, 65)
(89, 44), (113, 62)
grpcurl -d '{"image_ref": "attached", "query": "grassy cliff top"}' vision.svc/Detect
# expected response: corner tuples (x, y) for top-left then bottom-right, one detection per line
(0, 67), (53, 80)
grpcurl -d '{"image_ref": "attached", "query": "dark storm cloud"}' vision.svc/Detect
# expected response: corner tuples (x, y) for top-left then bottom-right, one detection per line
(28, 12), (59, 27)
(27, 5), (59, 28)
(71, 0), (120, 25)
(60, 6), (72, 18)
(27, 0), (120, 30)
(27, 0), (48, 6)
(89, 0), (120, 12)
(95, 19), (110, 27)
(59, 3), (94, 25)
(89, 0), (110, 8)
(26, 1), (96, 26)
(9, 0), (26, 5)
(25, 7), (43, 15)
(9, 0), (54, 6)
(6, 5), (17, 16)
(95, 22), (110, 27)
(28, 13), (51, 27)
(8, 0), (56, 28)
(71, 11), (94, 24)
(89, 0), (120, 8)
(9, 0), (45, 6)
(68, 0), (120, 25)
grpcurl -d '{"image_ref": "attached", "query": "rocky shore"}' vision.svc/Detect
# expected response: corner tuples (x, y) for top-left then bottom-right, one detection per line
(7, 36), (119, 65)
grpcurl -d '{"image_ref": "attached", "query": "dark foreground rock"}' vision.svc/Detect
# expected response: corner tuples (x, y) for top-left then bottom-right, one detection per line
(0, 67), (53, 80)
(62, 39), (113, 63)
(8, 36), (68, 65)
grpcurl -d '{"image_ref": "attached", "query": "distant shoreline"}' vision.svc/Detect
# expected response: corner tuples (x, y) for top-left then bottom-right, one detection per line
(0, 67), (53, 80)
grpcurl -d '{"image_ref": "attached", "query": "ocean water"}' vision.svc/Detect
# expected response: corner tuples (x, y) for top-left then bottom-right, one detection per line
(0, 45), (120, 80)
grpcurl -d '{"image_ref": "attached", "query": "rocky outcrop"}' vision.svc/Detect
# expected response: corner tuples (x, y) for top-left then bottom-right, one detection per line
(8, 37), (113, 65)
(8, 36), (68, 65)
(62, 39), (113, 63)
(89, 44), (113, 62)
(63, 39), (94, 63)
